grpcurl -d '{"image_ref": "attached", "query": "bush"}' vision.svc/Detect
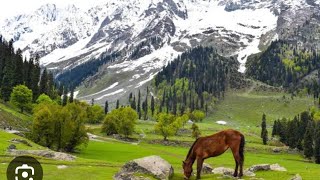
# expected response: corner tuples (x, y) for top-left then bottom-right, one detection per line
(190, 110), (205, 122)
(36, 93), (53, 104)
(32, 102), (88, 152)
(86, 105), (105, 124)
(154, 113), (183, 141)
(191, 123), (201, 139)
(10, 85), (33, 113)
(102, 107), (138, 137)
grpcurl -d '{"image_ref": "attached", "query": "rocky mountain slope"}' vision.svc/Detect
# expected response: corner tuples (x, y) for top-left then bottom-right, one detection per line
(1, 0), (320, 105)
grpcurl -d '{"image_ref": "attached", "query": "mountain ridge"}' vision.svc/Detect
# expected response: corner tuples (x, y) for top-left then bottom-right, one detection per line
(1, 0), (319, 104)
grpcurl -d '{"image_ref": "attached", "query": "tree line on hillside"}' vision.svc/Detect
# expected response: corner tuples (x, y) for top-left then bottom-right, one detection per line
(152, 46), (238, 115)
(271, 110), (320, 164)
(246, 40), (320, 95)
(0, 36), (62, 104)
(56, 52), (119, 90)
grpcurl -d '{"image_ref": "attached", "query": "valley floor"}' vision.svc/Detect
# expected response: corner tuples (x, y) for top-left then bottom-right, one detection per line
(0, 90), (319, 179)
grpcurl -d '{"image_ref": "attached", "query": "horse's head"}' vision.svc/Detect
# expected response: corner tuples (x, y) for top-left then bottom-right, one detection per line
(182, 160), (192, 179)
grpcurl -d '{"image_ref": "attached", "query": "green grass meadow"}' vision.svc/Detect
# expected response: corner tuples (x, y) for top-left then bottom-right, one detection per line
(0, 91), (319, 179)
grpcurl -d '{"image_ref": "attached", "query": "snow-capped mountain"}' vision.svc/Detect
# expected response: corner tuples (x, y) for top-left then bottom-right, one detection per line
(1, 0), (320, 105)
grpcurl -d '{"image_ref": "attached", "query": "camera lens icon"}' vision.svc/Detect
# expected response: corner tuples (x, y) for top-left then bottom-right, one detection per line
(7, 156), (43, 180)
(15, 164), (34, 180)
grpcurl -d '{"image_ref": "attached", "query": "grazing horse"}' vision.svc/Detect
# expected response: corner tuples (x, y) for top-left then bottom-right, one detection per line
(182, 129), (245, 179)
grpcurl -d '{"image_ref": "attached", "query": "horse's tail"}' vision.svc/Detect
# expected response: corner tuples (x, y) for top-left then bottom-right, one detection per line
(239, 134), (245, 164)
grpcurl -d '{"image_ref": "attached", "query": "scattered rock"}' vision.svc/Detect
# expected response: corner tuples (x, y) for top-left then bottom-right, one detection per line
(10, 138), (32, 147)
(248, 164), (270, 172)
(7, 144), (16, 150)
(57, 165), (68, 169)
(87, 133), (103, 142)
(114, 155), (173, 180)
(212, 167), (234, 176)
(113, 134), (121, 139)
(114, 172), (151, 180)
(270, 164), (287, 171)
(243, 170), (256, 177)
(7, 150), (76, 161)
(291, 174), (302, 180)
(202, 163), (213, 174)
(187, 120), (193, 124)
(216, 121), (227, 125)
(272, 147), (281, 153)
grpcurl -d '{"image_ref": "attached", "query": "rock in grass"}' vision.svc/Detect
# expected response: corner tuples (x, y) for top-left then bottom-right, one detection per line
(202, 163), (213, 174)
(272, 147), (281, 153)
(7, 150), (75, 161)
(10, 138), (32, 147)
(270, 164), (287, 171)
(7, 144), (16, 150)
(243, 170), (256, 177)
(57, 165), (68, 169)
(291, 174), (302, 180)
(114, 155), (173, 180)
(248, 164), (270, 172)
(212, 167), (234, 176)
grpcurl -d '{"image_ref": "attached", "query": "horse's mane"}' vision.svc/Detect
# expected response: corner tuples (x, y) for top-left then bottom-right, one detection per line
(186, 138), (199, 159)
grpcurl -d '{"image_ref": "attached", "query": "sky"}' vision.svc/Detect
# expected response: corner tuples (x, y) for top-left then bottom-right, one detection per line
(0, 0), (106, 20)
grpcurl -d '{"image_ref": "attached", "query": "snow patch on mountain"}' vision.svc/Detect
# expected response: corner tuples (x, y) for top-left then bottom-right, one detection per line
(1, 0), (314, 104)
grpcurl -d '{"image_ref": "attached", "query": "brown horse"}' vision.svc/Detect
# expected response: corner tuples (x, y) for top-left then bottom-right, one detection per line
(182, 129), (245, 179)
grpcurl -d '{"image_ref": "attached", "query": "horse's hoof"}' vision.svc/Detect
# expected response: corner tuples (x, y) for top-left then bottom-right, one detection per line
(233, 173), (238, 177)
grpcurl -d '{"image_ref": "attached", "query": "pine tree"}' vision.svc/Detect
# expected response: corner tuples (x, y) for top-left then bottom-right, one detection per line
(116, 99), (120, 109)
(144, 87), (149, 120)
(131, 95), (136, 110)
(151, 95), (155, 116)
(172, 86), (177, 115)
(1, 59), (14, 101)
(303, 121), (314, 159)
(104, 100), (109, 114)
(39, 68), (48, 95)
(62, 87), (68, 106)
(13, 49), (24, 86)
(261, 113), (268, 145)
(137, 90), (141, 119)
(314, 121), (320, 164)
(47, 72), (55, 98)
(272, 120), (278, 137)
(25, 59), (34, 89)
(31, 54), (40, 101)
(69, 88), (74, 103)
(91, 98), (94, 106)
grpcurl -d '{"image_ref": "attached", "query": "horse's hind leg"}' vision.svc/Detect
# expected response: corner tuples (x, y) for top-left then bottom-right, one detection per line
(196, 158), (204, 179)
(233, 157), (239, 177)
(230, 146), (240, 177)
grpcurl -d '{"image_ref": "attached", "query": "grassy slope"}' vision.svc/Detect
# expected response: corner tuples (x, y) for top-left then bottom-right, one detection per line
(0, 90), (319, 179)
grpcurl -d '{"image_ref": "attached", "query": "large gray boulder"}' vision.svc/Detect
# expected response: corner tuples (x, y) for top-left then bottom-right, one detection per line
(114, 155), (173, 180)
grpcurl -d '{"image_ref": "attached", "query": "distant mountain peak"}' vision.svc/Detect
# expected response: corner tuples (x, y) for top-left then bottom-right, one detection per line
(1, 0), (319, 104)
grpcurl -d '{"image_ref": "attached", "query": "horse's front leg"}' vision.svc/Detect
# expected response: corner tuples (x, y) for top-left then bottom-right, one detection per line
(196, 158), (204, 179)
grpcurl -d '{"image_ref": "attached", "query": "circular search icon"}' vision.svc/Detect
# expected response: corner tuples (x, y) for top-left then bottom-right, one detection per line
(7, 156), (43, 180)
